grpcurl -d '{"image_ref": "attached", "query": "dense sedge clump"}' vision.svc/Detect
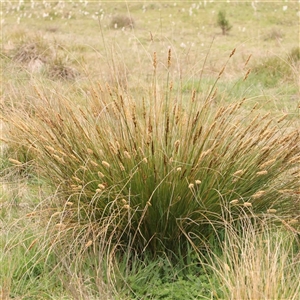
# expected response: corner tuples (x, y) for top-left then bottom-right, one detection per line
(1, 51), (299, 256)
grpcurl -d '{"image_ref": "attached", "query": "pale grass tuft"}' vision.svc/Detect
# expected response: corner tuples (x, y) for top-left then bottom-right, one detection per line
(80, 165), (88, 171)
(121, 199), (127, 204)
(51, 211), (61, 218)
(85, 240), (93, 248)
(97, 184), (105, 190)
(124, 151), (131, 159)
(259, 159), (276, 169)
(98, 171), (105, 178)
(230, 199), (239, 205)
(256, 170), (268, 176)
(174, 140), (180, 153)
(72, 176), (82, 183)
(45, 145), (56, 152)
(51, 154), (65, 163)
(87, 148), (94, 155)
(252, 190), (266, 199)
(71, 185), (82, 190)
(8, 158), (23, 165)
(26, 211), (38, 217)
(102, 161), (110, 168)
(119, 163), (125, 171)
(224, 263), (231, 272)
(198, 148), (212, 162)
(278, 189), (294, 194)
(288, 219), (298, 225)
(233, 169), (244, 177)
(288, 155), (300, 164)
(90, 160), (99, 167)
(208, 215), (300, 300)
(54, 223), (66, 230)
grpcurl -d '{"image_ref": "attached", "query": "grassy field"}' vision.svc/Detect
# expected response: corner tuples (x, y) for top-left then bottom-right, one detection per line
(1, 1), (300, 299)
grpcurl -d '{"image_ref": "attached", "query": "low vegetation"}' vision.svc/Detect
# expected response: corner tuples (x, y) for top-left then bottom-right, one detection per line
(217, 11), (232, 35)
(1, 1), (299, 299)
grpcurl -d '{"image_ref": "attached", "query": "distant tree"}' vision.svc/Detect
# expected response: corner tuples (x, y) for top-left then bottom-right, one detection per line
(217, 10), (232, 35)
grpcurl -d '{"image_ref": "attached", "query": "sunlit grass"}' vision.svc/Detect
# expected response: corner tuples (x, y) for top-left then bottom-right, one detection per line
(1, 1), (299, 298)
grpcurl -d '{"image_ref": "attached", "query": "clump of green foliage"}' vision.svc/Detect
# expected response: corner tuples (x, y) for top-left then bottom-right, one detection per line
(2, 49), (299, 259)
(251, 48), (299, 87)
(1, 47), (300, 299)
(288, 46), (300, 64)
(110, 15), (135, 29)
(217, 10), (232, 35)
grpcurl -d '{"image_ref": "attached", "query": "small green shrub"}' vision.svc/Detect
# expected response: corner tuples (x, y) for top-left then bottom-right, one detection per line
(264, 27), (284, 41)
(110, 15), (135, 29)
(217, 11), (232, 35)
(251, 54), (293, 87)
(47, 57), (79, 80)
(288, 46), (300, 64)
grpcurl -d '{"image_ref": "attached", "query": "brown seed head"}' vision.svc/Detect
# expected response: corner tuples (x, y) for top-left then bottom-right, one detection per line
(243, 69), (251, 81)
(244, 54), (252, 67)
(153, 52), (157, 69)
(174, 140), (180, 152)
(218, 66), (226, 78)
(229, 48), (236, 58)
(277, 114), (288, 123)
(167, 48), (171, 68)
